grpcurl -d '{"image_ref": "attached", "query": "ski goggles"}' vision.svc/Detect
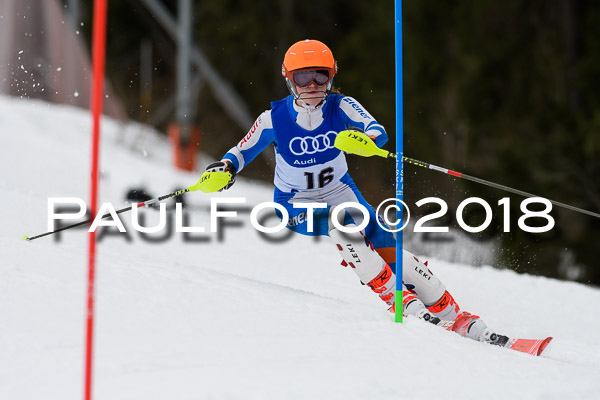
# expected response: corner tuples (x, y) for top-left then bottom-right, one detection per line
(292, 69), (331, 87)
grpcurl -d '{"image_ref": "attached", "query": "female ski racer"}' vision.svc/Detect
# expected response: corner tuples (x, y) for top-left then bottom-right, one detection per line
(201, 39), (504, 345)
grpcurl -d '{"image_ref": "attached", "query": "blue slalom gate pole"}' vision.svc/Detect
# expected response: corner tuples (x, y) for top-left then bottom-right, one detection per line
(394, 0), (404, 323)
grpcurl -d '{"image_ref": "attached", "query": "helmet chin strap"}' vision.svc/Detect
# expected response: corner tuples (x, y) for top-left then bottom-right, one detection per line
(285, 78), (334, 111)
(297, 97), (324, 111)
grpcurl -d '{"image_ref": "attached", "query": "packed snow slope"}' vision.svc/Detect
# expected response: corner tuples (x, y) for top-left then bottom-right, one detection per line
(1, 96), (600, 400)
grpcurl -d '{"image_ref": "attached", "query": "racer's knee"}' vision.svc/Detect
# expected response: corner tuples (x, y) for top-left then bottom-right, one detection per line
(329, 226), (385, 284)
(401, 250), (446, 306)
(402, 250), (461, 320)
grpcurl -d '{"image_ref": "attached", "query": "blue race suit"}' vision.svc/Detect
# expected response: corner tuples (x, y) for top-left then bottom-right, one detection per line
(222, 94), (397, 270)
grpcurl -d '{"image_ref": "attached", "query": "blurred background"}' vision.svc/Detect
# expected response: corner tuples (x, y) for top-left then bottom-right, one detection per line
(1, 0), (598, 285)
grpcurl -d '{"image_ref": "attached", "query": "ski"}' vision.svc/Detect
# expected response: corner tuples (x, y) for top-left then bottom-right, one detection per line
(504, 337), (553, 356)
(419, 316), (553, 356)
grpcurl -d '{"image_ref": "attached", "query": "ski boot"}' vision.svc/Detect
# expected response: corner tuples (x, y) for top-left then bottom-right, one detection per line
(451, 311), (509, 345)
(393, 288), (441, 325)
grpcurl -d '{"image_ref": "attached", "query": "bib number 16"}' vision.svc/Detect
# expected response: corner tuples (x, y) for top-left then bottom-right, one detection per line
(305, 167), (334, 190)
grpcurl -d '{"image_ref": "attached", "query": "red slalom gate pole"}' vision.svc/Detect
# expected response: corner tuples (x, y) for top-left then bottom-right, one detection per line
(85, 1), (108, 400)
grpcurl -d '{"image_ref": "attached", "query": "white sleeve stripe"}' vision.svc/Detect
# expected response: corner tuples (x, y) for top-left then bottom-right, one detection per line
(366, 123), (385, 135)
(226, 147), (245, 170)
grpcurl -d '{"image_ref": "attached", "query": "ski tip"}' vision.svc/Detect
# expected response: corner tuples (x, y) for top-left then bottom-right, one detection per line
(22, 234), (30, 241)
(537, 337), (553, 356)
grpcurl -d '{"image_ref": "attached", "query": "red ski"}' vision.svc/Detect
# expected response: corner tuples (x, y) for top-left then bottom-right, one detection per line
(430, 319), (553, 356)
(504, 337), (553, 356)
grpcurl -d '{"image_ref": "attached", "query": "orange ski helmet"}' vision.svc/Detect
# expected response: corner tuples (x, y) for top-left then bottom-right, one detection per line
(281, 39), (338, 104)
(282, 39), (338, 79)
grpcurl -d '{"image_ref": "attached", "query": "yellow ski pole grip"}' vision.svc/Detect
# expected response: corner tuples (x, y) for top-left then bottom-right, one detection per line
(335, 130), (391, 158)
(189, 171), (233, 193)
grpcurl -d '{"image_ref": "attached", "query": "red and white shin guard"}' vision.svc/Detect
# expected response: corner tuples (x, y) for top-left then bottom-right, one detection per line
(365, 263), (396, 309)
(365, 265), (434, 319)
(426, 290), (461, 322)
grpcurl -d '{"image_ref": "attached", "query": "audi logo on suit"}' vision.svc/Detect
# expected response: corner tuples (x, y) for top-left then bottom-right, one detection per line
(288, 131), (338, 156)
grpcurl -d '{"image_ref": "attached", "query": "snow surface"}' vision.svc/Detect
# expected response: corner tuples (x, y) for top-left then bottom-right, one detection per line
(1, 96), (600, 399)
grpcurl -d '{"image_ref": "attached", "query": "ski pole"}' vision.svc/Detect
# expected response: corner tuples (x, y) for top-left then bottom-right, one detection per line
(22, 187), (192, 242)
(335, 130), (600, 220)
(23, 169), (234, 241)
